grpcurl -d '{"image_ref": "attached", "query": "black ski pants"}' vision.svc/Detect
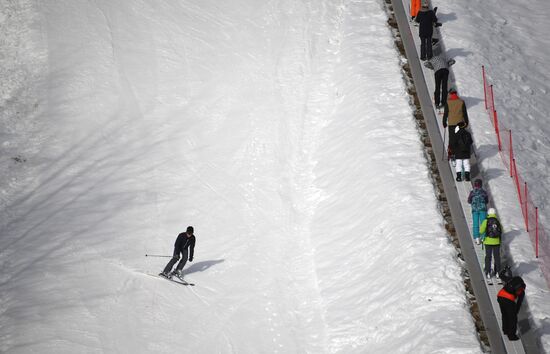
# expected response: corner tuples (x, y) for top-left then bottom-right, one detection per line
(434, 68), (449, 106)
(420, 36), (433, 60)
(163, 249), (189, 274)
(498, 297), (518, 336)
(484, 244), (501, 275)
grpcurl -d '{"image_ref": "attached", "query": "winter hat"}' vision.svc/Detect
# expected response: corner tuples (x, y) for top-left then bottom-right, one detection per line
(449, 87), (457, 94)
(421, 1), (429, 9)
(487, 208), (496, 215)
(186, 226), (194, 234)
(474, 178), (483, 188)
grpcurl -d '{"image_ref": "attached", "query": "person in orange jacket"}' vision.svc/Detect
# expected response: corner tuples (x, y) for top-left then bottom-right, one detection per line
(497, 273), (526, 341)
(410, 0), (421, 21)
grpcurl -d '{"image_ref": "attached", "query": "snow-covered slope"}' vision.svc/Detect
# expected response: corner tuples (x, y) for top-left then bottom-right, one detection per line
(1, 0), (483, 352)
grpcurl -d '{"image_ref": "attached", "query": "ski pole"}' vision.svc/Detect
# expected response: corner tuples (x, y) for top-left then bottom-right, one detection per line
(441, 127), (447, 161)
(145, 254), (172, 258)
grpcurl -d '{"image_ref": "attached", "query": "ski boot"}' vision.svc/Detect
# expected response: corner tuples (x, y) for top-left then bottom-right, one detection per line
(159, 271), (171, 279)
(456, 172), (462, 182)
(171, 270), (184, 281)
(464, 172), (471, 182)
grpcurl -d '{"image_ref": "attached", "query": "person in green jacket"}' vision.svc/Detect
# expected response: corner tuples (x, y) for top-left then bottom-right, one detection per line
(480, 208), (502, 281)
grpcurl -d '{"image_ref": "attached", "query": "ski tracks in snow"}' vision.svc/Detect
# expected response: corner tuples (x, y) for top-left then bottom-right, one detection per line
(271, 0), (346, 352)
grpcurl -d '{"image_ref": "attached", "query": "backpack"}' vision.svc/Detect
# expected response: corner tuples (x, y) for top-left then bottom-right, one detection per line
(504, 276), (526, 295)
(470, 189), (487, 211)
(486, 217), (502, 238)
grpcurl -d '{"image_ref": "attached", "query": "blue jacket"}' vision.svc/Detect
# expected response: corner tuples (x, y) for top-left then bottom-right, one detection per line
(468, 187), (489, 212)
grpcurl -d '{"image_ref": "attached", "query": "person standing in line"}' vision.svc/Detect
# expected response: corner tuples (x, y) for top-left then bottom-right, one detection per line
(160, 226), (196, 280)
(424, 48), (455, 109)
(468, 179), (489, 244)
(443, 88), (469, 161)
(453, 122), (473, 182)
(480, 208), (502, 281)
(410, 0), (421, 22)
(415, 2), (440, 60)
(497, 275), (526, 341)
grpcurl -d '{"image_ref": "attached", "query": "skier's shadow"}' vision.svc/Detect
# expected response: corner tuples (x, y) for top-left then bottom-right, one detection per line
(184, 259), (225, 275)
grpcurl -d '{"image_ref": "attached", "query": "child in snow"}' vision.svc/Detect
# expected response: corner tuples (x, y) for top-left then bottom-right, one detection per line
(467, 179), (489, 244)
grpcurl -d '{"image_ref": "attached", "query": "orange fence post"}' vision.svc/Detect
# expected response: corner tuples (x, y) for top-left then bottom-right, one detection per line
(482, 66), (488, 110)
(509, 130), (513, 177)
(490, 85), (495, 114)
(523, 182), (529, 232)
(494, 110), (502, 151)
(512, 159), (522, 208)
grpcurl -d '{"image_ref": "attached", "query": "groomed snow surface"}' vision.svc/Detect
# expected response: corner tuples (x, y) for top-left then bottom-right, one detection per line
(3, 0), (540, 353)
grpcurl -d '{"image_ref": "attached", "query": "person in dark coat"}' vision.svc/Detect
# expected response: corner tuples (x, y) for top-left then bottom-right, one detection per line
(415, 2), (440, 60)
(453, 122), (473, 181)
(160, 226), (196, 279)
(497, 275), (526, 341)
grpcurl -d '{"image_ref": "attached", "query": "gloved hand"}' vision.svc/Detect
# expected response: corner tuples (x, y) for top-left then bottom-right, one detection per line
(443, 122), (447, 128)
(189, 257), (193, 262)
(435, 22), (442, 27)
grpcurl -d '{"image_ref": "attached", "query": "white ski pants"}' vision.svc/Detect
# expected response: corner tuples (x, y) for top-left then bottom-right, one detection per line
(456, 159), (470, 173)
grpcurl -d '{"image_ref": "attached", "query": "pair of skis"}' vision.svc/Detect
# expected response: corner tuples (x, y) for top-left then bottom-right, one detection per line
(151, 273), (195, 286)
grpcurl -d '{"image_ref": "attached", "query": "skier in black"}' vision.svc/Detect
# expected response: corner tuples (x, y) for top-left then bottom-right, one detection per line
(415, 2), (440, 60)
(160, 226), (196, 280)
(497, 273), (526, 341)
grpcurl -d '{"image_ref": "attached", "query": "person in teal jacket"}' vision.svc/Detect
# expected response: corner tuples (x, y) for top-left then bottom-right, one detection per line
(468, 179), (489, 245)
(480, 208), (502, 280)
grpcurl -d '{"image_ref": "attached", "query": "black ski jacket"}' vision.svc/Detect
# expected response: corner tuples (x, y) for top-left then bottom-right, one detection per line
(174, 232), (196, 259)
(415, 9), (438, 38)
(453, 128), (473, 159)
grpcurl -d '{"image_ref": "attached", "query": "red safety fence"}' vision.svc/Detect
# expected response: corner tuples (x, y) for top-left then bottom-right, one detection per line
(482, 66), (550, 288)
